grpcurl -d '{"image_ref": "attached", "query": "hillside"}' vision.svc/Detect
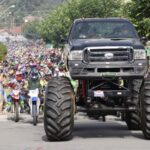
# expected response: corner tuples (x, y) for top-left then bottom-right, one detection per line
(0, 0), (65, 27)
(2, 0), (64, 13)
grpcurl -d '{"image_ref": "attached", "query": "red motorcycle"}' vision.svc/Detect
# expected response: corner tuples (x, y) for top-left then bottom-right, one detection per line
(11, 89), (20, 122)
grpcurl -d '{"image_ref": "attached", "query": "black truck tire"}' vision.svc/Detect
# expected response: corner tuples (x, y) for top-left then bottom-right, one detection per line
(44, 77), (75, 141)
(126, 80), (141, 130)
(140, 77), (150, 139)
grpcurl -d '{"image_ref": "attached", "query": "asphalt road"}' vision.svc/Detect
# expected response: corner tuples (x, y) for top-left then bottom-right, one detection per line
(0, 113), (150, 150)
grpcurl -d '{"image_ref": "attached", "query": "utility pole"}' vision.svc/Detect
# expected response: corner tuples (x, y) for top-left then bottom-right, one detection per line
(9, 12), (15, 34)
(9, 12), (11, 33)
(0, 0), (5, 5)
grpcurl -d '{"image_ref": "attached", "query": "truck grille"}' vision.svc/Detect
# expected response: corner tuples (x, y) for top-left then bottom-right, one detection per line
(83, 47), (133, 63)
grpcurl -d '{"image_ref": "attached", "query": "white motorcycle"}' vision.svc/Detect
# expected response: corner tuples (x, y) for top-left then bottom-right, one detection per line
(28, 88), (40, 126)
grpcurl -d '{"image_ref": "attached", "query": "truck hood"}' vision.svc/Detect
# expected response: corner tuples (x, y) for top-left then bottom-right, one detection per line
(69, 38), (144, 50)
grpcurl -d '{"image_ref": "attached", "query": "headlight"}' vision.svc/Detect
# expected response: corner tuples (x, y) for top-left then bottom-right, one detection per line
(134, 49), (146, 59)
(69, 51), (82, 60)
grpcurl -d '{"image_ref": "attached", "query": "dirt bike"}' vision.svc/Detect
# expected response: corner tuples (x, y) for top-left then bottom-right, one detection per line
(11, 89), (20, 122)
(28, 88), (40, 126)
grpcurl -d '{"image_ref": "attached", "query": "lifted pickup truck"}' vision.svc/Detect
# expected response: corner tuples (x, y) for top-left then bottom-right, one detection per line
(44, 18), (150, 141)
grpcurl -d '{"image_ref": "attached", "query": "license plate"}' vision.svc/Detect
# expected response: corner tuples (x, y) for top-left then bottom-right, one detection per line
(100, 72), (116, 76)
(94, 90), (104, 98)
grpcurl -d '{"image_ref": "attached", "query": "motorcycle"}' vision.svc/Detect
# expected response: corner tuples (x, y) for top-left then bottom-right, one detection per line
(11, 89), (20, 122)
(28, 88), (40, 126)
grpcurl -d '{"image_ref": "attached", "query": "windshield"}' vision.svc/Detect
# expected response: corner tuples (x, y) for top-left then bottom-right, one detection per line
(70, 21), (138, 39)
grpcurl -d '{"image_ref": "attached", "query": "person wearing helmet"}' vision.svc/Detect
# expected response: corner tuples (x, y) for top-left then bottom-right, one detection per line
(57, 61), (68, 77)
(58, 61), (66, 71)
(44, 69), (52, 82)
(27, 69), (43, 113)
(4, 71), (25, 113)
(28, 69), (41, 90)
(15, 71), (24, 83)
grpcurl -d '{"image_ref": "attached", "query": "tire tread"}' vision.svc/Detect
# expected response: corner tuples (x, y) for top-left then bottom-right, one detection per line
(44, 77), (74, 141)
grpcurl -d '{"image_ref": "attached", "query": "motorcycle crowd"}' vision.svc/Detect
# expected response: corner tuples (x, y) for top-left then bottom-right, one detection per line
(0, 40), (66, 125)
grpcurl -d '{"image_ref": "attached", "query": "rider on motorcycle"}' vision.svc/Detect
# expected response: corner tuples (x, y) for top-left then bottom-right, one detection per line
(28, 69), (41, 90)
(27, 69), (43, 113)
(6, 71), (25, 112)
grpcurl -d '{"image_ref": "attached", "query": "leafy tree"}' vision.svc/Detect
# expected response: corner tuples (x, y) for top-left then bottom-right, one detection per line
(0, 43), (7, 62)
(22, 20), (41, 39)
(126, 0), (150, 38)
(39, 0), (124, 46)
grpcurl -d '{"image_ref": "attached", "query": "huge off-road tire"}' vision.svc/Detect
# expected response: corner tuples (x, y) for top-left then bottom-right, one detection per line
(140, 77), (150, 139)
(44, 77), (75, 141)
(126, 80), (141, 130)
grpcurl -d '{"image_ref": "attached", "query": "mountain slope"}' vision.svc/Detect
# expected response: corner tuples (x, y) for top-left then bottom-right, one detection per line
(2, 0), (64, 12)
(0, 0), (65, 26)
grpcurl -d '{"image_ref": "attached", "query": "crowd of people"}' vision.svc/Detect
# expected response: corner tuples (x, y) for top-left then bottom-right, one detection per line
(0, 40), (66, 114)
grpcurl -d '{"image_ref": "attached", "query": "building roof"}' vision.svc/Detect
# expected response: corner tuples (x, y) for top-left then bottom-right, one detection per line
(10, 26), (22, 34)
(0, 29), (6, 33)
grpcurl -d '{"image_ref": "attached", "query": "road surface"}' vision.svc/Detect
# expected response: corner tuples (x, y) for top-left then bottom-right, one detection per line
(0, 113), (150, 150)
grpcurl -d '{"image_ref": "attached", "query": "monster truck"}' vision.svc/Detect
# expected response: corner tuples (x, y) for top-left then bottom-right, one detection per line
(44, 18), (150, 141)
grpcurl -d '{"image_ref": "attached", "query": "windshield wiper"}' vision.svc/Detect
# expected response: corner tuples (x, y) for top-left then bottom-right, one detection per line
(110, 38), (126, 40)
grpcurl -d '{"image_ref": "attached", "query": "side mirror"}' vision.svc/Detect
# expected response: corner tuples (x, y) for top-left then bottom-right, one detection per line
(140, 36), (148, 46)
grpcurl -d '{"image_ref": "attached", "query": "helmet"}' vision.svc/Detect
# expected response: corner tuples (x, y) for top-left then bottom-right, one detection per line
(45, 70), (52, 81)
(15, 71), (23, 82)
(47, 62), (53, 68)
(58, 61), (66, 71)
(18, 65), (22, 70)
(8, 69), (14, 76)
(45, 70), (52, 76)
(30, 70), (39, 80)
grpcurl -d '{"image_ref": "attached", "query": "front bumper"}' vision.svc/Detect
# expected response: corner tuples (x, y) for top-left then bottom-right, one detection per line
(69, 60), (148, 79)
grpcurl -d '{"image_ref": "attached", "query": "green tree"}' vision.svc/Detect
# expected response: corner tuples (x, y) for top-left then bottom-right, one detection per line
(39, 0), (124, 46)
(126, 0), (150, 38)
(0, 43), (7, 62)
(22, 20), (41, 39)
